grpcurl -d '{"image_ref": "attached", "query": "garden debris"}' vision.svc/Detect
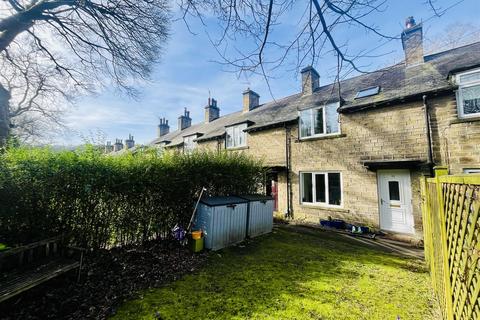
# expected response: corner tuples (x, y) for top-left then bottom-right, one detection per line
(0, 240), (208, 320)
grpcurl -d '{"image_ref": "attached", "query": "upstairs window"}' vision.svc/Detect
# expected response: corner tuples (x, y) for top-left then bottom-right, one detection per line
(456, 68), (480, 118)
(299, 103), (340, 139)
(183, 135), (197, 153)
(226, 123), (247, 148)
(300, 172), (342, 207)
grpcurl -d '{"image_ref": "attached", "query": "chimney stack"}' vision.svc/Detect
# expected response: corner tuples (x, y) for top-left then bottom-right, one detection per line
(205, 98), (220, 123)
(104, 141), (113, 153)
(113, 139), (123, 152)
(158, 117), (170, 137)
(125, 134), (135, 149)
(301, 66), (320, 95)
(242, 88), (260, 113)
(401, 16), (424, 67)
(178, 108), (192, 130)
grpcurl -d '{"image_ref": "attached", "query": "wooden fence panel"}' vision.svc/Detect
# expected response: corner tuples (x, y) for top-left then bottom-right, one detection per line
(422, 172), (480, 320)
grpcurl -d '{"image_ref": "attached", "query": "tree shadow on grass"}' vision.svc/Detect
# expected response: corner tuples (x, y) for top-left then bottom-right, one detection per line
(112, 226), (436, 320)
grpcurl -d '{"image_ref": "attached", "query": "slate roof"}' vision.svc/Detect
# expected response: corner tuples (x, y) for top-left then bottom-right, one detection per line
(151, 41), (480, 147)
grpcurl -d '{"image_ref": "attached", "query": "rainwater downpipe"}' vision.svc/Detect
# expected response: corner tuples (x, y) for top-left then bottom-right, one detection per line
(285, 124), (292, 218)
(423, 95), (434, 177)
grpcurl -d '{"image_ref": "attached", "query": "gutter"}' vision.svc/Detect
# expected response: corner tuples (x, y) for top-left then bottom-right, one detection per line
(245, 118), (297, 133)
(196, 133), (225, 143)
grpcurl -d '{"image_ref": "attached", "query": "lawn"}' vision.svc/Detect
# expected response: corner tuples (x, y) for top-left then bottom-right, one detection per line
(112, 226), (438, 320)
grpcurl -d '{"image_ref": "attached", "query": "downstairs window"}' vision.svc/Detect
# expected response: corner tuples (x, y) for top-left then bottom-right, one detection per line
(300, 172), (342, 206)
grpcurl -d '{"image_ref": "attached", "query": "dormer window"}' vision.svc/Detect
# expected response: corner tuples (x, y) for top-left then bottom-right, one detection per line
(299, 102), (340, 139)
(355, 86), (380, 99)
(226, 123), (247, 148)
(183, 134), (197, 153)
(456, 68), (480, 118)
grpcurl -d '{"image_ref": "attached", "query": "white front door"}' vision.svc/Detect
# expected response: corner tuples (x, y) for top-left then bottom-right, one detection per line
(377, 169), (414, 234)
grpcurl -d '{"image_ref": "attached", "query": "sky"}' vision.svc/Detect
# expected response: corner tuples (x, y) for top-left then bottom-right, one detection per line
(58, 0), (480, 146)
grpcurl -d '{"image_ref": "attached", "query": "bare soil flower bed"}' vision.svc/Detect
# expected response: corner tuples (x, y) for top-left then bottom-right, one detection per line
(0, 240), (208, 320)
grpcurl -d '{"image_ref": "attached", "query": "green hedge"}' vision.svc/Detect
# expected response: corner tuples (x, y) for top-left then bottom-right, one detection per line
(0, 146), (265, 249)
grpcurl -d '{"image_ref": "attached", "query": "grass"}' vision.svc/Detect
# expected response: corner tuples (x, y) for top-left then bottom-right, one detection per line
(112, 226), (438, 320)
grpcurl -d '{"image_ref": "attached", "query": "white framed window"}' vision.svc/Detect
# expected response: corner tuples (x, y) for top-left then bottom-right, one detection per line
(183, 135), (197, 153)
(300, 171), (342, 207)
(299, 102), (340, 139)
(456, 68), (480, 118)
(226, 123), (247, 148)
(464, 168), (480, 174)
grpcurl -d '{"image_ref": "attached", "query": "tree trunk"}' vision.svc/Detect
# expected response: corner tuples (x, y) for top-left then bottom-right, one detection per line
(0, 83), (10, 146)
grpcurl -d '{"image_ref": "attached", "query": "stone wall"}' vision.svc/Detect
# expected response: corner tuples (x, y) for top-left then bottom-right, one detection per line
(167, 92), (480, 239)
(244, 128), (286, 167)
(429, 94), (480, 174)
(286, 100), (432, 239)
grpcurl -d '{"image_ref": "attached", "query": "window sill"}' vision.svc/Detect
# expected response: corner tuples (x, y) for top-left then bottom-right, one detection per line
(226, 146), (249, 151)
(300, 203), (349, 213)
(296, 133), (346, 142)
(450, 116), (480, 125)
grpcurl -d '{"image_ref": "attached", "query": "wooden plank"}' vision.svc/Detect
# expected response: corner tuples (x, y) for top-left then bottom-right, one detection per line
(457, 270), (479, 319)
(451, 187), (475, 295)
(435, 176), (455, 320)
(0, 259), (76, 288)
(448, 185), (468, 274)
(439, 175), (480, 185)
(0, 260), (79, 303)
(0, 236), (62, 259)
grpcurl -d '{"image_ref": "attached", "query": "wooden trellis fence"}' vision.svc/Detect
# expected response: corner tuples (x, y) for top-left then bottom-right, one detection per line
(421, 167), (480, 320)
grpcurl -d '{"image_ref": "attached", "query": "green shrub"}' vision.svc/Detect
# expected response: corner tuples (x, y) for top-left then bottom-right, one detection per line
(0, 146), (265, 249)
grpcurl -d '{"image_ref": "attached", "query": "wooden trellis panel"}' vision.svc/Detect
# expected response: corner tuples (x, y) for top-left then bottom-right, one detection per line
(422, 171), (480, 320)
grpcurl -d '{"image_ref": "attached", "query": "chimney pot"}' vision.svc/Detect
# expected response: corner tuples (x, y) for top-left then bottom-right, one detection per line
(205, 98), (220, 123)
(178, 108), (192, 130)
(158, 117), (170, 137)
(113, 139), (124, 152)
(104, 141), (114, 153)
(405, 16), (416, 29)
(125, 134), (135, 149)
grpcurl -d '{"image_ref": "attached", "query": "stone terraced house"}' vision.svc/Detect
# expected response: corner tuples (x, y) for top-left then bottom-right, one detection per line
(150, 18), (480, 240)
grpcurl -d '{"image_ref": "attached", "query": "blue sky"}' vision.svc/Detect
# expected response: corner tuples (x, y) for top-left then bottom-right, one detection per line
(60, 0), (480, 146)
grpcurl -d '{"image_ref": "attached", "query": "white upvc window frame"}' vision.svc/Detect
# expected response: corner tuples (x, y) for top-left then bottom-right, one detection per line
(225, 122), (248, 149)
(455, 67), (480, 119)
(463, 168), (480, 174)
(183, 134), (197, 154)
(299, 102), (341, 140)
(299, 171), (343, 208)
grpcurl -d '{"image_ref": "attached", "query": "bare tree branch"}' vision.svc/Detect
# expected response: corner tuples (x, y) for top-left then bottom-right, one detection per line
(0, 0), (170, 144)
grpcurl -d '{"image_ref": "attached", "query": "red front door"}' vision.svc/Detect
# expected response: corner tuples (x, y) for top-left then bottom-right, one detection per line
(271, 180), (278, 211)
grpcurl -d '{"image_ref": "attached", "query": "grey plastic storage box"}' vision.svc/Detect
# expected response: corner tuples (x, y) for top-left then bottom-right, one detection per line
(239, 195), (274, 238)
(193, 196), (248, 251)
